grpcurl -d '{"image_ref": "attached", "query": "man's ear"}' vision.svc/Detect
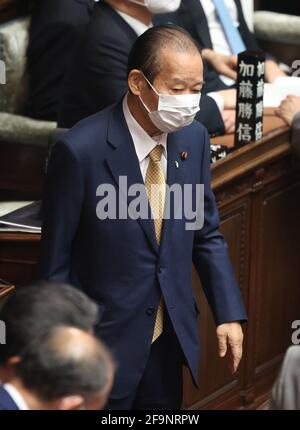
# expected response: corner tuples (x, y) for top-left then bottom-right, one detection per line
(57, 395), (84, 410)
(128, 69), (145, 96)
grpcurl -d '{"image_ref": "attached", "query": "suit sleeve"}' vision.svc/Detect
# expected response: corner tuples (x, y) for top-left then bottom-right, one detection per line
(195, 95), (225, 137)
(192, 128), (247, 325)
(38, 140), (84, 283)
(81, 34), (129, 115)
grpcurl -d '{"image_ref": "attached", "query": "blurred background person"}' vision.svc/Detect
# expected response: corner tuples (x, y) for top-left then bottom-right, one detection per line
(276, 95), (300, 157)
(58, 0), (236, 136)
(167, 0), (286, 90)
(0, 326), (114, 410)
(158, 0), (287, 132)
(0, 282), (99, 383)
(26, 0), (95, 122)
(270, 346), (300, 410)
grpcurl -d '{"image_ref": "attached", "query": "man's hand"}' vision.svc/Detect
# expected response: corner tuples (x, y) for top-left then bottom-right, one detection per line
(276, 95), (300, 126)
(202, 49), (238, 80)
(216, 322), (243, 374)
(221, 109), (236, 134)
(265, 59), (286, 83)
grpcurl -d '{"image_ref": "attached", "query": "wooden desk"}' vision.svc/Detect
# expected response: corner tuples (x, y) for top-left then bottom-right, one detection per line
(0, 283), (14, 300)
(1, 114), (299, 409)
(0, 233), (40, 285)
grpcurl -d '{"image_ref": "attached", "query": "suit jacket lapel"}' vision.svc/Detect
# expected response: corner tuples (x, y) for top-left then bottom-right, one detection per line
(105, 101), (159, 255)
(159, 133), (187, 254)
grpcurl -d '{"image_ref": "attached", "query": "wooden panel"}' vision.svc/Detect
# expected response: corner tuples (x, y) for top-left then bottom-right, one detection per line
(0, 142), (47, 198)
(0, 233), (40, 285)
(254, 178), (300, 384)
(183, 197), (251, 409)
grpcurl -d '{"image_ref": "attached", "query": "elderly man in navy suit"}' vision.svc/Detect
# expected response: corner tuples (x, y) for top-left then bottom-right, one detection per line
(39, 25), (247, 410)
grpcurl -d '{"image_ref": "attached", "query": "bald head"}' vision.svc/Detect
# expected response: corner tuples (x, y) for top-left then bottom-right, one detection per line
(47, 326), (107, 363)
(16, 326), (114, 404)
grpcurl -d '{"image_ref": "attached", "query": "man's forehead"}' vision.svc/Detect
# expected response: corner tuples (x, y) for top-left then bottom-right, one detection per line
(158, 50), (202, 72)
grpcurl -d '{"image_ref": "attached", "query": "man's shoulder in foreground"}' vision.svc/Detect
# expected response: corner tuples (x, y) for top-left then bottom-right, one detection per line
(58, 103), (119, 154)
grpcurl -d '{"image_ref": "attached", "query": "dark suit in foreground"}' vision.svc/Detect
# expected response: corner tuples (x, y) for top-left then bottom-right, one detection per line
(39, 99), (247, 407)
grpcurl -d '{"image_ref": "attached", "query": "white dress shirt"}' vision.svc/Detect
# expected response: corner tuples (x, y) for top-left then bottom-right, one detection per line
(122, 93), (167, 181)
(3, 383), (29, 410)
(201, 0), (239, 86)
(115, 10), (152, 36)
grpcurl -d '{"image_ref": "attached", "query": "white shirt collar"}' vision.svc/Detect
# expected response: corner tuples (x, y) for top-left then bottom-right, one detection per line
(122, 93), (167, 164)
(115, 9), (152, 36)
(3, 383), (30, 410)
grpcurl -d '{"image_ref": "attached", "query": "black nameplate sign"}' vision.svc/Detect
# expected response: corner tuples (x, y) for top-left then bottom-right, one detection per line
(234, 51), (266, 147)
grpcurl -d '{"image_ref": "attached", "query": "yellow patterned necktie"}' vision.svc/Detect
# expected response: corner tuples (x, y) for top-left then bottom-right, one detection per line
(145, 145), (166, 343)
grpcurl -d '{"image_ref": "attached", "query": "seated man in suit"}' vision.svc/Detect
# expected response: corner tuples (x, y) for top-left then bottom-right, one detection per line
(276, 95), (300, 157)
(0, 282), (99, 383)
(39, 25), (247, 410)
(58, 0), (237, 136)
(159, 0), (286, 131)
(26, 0), (95, 121)
(168, 0), (286, 92)
(0, 326), (114, 410)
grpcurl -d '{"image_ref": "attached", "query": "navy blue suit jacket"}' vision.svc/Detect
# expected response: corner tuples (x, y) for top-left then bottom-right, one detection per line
(0, 386), (19, 410)
(38, 100), (247, 399)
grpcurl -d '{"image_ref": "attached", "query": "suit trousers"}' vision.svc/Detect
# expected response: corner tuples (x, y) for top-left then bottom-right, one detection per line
(105, 310), (185, 410)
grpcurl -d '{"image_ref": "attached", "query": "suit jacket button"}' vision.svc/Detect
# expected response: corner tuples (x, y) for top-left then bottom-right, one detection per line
(146, 306), (155, 316)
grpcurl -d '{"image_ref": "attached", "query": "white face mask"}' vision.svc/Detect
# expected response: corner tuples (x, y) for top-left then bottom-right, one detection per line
(128, 0), (181, 14)
(139, 74), (201, 133)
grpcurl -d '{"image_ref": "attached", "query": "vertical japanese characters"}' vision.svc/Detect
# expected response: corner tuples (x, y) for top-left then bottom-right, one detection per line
(235, 51), (266, 146)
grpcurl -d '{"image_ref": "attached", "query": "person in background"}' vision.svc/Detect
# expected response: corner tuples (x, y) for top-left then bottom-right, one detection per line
(276, 95), (300, 157)
(58, 0), (237, 136)
(167, 0), (286, 90)
(26, 0), (95, 121)
(0, 282), (99, 383)
(158, 0), (286, 131)
(0, 326), (114, 410)
(270, 346), (300, 410)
